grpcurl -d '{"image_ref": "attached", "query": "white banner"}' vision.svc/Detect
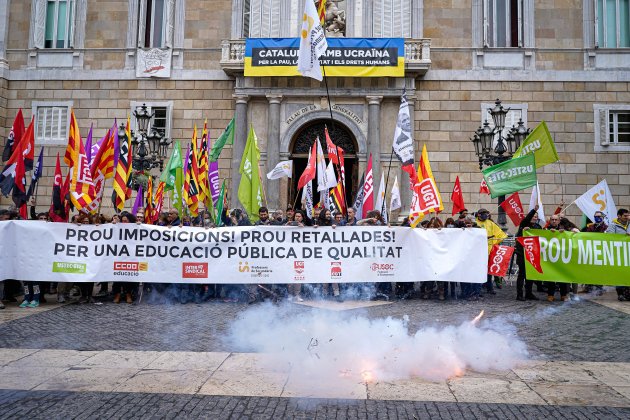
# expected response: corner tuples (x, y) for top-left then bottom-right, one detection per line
(136, 48), (172, 78)
(0, 221), (487, 284)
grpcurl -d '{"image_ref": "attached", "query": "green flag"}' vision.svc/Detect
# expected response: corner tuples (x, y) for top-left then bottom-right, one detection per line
(215, 180), (226, 226)
(159, 141), (183, 192)
(512, 121), (559, 169)
(482, 154), (537, 198)
(237, 125), (263, 222)
(209, 117), (235, 162)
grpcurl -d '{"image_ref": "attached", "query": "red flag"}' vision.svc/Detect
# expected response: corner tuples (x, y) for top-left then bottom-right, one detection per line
(479, 178), (490, 195)
(450, 176), (465, 216)
(3, 109), (25, 162)
(297, 141), (317, 189)
(49, 154), (65, 222)
(362, 153), (374, 218)
(517, 236), (543, 274)
(500, 192), (526, 227)
(488, 245), (515, 277)
(402, 164), (417, 191)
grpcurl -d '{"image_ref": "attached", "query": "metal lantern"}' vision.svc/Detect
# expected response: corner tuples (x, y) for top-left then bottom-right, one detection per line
(133, 103), (153, 134)
(489, 98), (509, 132)
(512, 118), (530, 151)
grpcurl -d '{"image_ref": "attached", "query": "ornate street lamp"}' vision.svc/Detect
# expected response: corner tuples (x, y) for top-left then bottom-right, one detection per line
(470, 99), (531, 229)
(126, 103), (171, 190)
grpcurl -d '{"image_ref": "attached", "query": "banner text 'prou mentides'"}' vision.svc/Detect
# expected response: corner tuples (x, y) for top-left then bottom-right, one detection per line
(524, 229), (630, 286)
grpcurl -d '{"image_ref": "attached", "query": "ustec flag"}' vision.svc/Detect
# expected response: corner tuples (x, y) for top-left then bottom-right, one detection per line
(512, 121), (559, 169)
(64, 110), (95, 212)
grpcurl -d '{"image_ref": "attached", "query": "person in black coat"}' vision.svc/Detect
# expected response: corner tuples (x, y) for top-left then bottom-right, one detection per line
(515, 205), (541, 301)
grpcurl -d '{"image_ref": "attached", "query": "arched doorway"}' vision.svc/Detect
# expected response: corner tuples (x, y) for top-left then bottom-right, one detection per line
(289, 120), (358, 212)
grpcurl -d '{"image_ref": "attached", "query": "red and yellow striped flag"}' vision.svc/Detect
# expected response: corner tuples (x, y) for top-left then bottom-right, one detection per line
(317, 0), (326, 25)
(183, 127), (200, 216)
(64, 110), (96, 212)
(112, 116), (133, 211)
(144, 175), (154, 224)
(153, 181), (165, 221)
(197, 119), (210, 207)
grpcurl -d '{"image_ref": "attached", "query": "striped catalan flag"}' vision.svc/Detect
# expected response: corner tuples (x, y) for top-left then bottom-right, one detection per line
(317, 0), (326, 25)
(197, 120), (210, 207)
(183, 128), (200, 217)
(153, 180), (165, 220)
(112, 116), (133, 211)
(64, 110), (96, 212)
(329, 180), (346, 215)
(144, 175), (154, 224)
(86, 125), (117, 213)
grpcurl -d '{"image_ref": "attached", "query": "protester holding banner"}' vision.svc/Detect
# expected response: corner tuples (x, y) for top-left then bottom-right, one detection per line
(606, 208), (630, 301)
(515, 205), (541, 301)
(475, 209), (507, 295)
(111, 212), (137, 304)
(341, 207), (358, 226)
(543, 218), (570, 302)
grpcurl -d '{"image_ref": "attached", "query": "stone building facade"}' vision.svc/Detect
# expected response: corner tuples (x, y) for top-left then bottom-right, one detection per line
(0, 0), (628, 229)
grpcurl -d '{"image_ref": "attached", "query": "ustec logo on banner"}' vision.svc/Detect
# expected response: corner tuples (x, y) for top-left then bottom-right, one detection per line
(52, 262), (86, 274)
(183, 262), (208, 279)
(330, 262), (342, 278)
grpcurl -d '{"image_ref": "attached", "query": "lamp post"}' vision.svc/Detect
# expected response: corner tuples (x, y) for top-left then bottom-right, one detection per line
(123, 103), (171, 190)
(470, 99), (530, 229)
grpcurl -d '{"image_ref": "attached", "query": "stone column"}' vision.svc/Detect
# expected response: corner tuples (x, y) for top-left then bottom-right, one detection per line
(367, 96), (383, 199)
(266, 94), (282, 210)
(231, 94), (249, 209)
(400, 96), (415, 213)
(0, 0), (10, 70)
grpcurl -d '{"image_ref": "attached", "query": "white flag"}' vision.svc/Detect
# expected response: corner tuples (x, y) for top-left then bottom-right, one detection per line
(528, 182), (546, 224)
(390, 176), (401, 211)
(316, 138), (328, 191)
(392, 92), (414, 166)
(575, 179), (617, 223)
(375, 173), (388, 224)
(301, 180), (314, 219)
(267, 160), (293, 180)
(297, 0), (328, 81)
(324, 161), (337, 189)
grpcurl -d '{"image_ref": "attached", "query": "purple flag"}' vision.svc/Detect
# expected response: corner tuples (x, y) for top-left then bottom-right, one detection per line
(132, 185), (143, 217)
(208, 161), (220, 205)
(85, 123), (93, 164)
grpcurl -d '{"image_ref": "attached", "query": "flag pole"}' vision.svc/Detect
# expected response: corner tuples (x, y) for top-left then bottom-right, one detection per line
(321, 65), (349, 214)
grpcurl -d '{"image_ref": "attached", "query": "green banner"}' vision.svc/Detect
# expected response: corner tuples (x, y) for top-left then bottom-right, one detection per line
(512, 121), (559, 169)
(524, 229), (630, 286)
(482, 154), (537, 198)
(52, 262), (86, 274)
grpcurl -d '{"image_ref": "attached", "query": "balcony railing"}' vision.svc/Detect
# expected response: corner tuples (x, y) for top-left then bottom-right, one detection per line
(220, 38), (431, 76)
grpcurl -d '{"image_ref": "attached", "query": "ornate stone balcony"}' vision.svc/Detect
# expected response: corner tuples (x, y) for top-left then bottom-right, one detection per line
(220, 38), (431, 76)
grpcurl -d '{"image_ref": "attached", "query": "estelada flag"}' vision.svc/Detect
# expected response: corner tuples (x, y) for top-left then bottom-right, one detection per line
(450, 176), (465, 216)
(184, 137), (201, 217)
(517, 236), (543, 274)
(500, 192), (526, 227)
(409, 144), (443, 227)
(297, 140), (317, 189)
(479, 178), (490, 195)
(64, 110), (96, 212)
(197, 120), (210, 206)
(112, 116), (133, 211)
(488, 245), (515, 277)
(317, 0), (326, 24)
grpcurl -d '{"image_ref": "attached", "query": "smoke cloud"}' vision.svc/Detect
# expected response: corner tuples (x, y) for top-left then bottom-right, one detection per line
(225, 303), (529, 387)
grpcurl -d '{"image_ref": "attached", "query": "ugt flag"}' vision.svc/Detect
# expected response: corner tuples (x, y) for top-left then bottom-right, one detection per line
(297, 0), (328, 80)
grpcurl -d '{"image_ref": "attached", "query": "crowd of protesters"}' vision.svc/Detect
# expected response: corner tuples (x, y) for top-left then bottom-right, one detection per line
(0, 200), (629, 310)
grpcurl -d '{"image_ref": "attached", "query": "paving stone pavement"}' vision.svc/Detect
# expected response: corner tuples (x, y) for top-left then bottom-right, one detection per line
(0, 286), (628, 362)
(0, 389), (629, 419)
(1, 285), (629, 418)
